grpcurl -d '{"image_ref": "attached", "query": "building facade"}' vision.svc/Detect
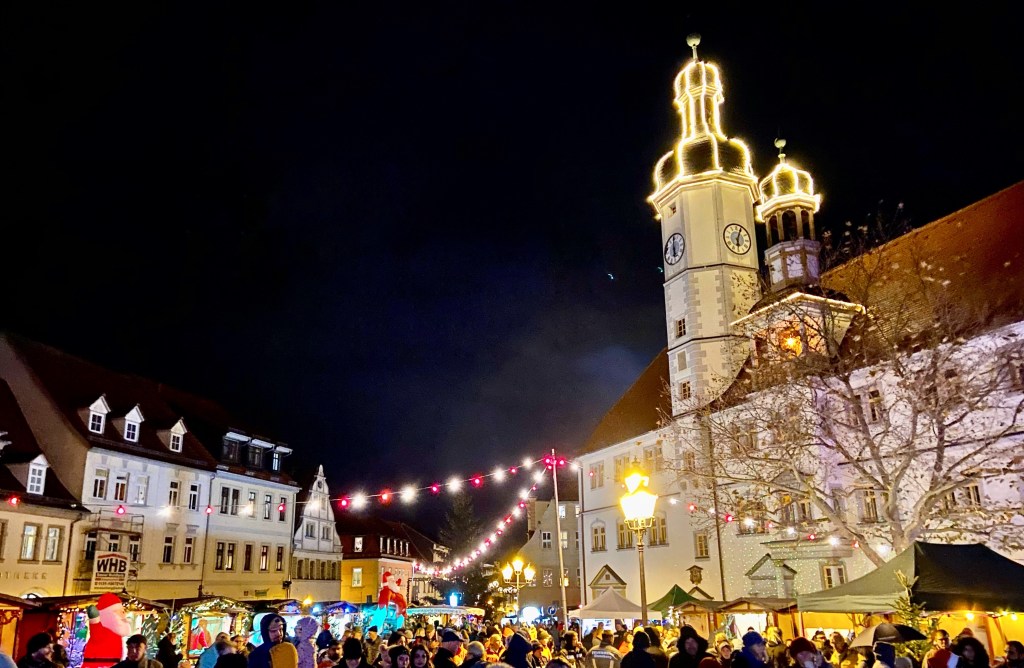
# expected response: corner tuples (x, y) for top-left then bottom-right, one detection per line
(576, 37), (1024, 615)
(291, 465), (343, 602)
(516, 495), (582, 614)
(335, 515), (414, 607)
(0, 335), (300, 600)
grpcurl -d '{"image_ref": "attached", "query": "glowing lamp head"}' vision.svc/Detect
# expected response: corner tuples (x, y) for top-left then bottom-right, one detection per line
(430, 483), (441, 494)
(523, 565), (536, 582)
(471, 476), (483, 488)
(379, 490), (391, 504)
(512, 557), (524, 572)
(303, 596), (313, 606)
(502, 564), (514, 581)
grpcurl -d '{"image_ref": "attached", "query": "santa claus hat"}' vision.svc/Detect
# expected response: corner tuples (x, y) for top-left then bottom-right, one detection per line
(97, 593), (123, 610)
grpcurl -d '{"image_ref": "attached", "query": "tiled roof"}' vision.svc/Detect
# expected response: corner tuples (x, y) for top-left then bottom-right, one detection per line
(0, 379), (80, 508)
(576, 350), (670, 456)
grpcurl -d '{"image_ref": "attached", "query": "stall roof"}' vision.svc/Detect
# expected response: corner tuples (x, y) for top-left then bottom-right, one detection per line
(162, 595), (251, 613)
(574, 588), (663, 620)
(30, 594), (167, 611)
(719, 597), (796, 612)
(797, 542), (1024, 613)
(0, 594), (40, 608)
(649, 584), (701, 613)
(406, 605), (485, 616)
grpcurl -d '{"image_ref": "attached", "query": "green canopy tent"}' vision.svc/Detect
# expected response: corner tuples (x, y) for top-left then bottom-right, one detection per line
(797, 542), (1024, 613)
(649, 584), (701, 613)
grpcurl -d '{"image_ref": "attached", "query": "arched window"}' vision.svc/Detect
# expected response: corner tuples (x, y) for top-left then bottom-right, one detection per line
(782, 210), (799, 241)
(296, 560), (304, 579)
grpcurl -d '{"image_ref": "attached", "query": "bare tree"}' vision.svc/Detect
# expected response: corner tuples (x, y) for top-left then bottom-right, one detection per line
(662, 216), (1024, 567)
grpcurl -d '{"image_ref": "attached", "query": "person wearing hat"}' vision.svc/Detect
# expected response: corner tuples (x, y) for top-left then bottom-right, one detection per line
(762, 629), (785, 668)
(710, 637), (732, 668)
(433, 630), (464, 668)
(340, 639), (371, 668)
(621, 632), (656, 668)
(111, 635), (163, 668)
(668, 626), (716, 668)
(463, 642), (486, 668)
(789, 637), (832, 668)
(730, 633), (767, 668)
(364, 628), (382, 665)
(588, 631), (623, 668)
(500, 631), (534, 668)
(18, 634), (57, 668)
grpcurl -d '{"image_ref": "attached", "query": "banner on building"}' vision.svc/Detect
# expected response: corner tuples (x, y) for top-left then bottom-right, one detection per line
(91, 552), (130, 593)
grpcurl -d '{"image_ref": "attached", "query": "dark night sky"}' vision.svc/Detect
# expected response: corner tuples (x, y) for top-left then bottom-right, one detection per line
(2, 4), (1021, 530)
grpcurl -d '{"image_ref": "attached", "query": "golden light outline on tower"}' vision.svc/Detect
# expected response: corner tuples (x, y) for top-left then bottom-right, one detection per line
(756, 139), (821, 221)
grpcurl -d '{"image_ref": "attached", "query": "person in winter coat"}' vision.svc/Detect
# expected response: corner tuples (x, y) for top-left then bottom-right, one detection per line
(433, 630), (464, 668)
(712, 638), (732, 668)
(952, 638), (989, 668)
(667, 626), (716, 668)
(156, 634), (184, 668)
(621, 632), (657, 668)
(789, 637), (833, 668)
(829, 635), (858, 668)
(643, 629), (668, 668)
(200, 634), (232, 668)
(588, 632), (623, 668)
(112, 635), (163, 668)
(248, 614), (288, 668)
(763, 629), (786, 668)
(501, 631), (535, 668)
(17, 634), (57, 668)
(730, 633), (768, 668)
(340, 639), (372, 668)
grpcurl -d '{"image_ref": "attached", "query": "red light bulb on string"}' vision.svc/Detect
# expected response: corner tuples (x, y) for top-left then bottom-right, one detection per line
(724, 514), (734, 523)
(687, 503), (696, 512)
(8, 496), (20, 507)
(339, 498), (350, 509)
(808, 533), (816, 541)
(509, 467), (518, 475)
(116, 505), (126, 516)
(430, 483), (441, 494)
(380, 490), (391, 504)
(278, 502), (286, 512)
(471, 476), (483, 488)
(557, 458), (566, 467)
(518, 501), (526, 508)
(205, 505), (214, 515)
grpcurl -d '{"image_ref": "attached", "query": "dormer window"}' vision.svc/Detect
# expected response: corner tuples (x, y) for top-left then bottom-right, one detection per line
(271, 451), (282, 471)
(88, 395), (111, 434)
(27, 463), (46, 495)
(168, 419), (187, 453)
(123, 405), (145, 443)
(170, 433), (182, 452)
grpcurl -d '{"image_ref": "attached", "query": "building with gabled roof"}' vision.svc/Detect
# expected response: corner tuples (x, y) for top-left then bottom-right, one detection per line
(0, 334), (300, 600)
(290, 465), (343, 602)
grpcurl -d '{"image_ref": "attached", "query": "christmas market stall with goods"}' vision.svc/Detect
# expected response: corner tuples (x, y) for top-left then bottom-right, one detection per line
(0, 593), (39, 657)
(16, 592), (167, 668)
(797, 542), (1024, 656)
(165, 596), (253, 658)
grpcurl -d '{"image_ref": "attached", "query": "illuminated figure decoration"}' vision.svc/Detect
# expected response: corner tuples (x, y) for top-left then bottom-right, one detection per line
(294, 618), (319, 668)
(362, 571), (407, 634)
(82, 593), (132, 668)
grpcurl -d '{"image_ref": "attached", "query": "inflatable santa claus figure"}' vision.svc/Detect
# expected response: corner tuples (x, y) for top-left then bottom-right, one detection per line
(82, 592), (132, 668)
(376, 571), (408, 618)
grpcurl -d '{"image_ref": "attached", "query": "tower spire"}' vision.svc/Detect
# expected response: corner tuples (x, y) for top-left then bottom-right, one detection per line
(687, 33), (701, 61)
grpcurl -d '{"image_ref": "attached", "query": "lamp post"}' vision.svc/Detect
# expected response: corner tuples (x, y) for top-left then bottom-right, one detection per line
(619, 460), (658, 624)
(501, 557), (536, 619)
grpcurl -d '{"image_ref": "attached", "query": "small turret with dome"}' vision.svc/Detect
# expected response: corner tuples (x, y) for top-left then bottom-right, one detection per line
(650, 34), (758, 202)
(756, 138), (823, 292)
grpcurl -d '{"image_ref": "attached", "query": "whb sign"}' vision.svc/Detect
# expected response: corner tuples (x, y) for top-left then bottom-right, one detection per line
(91, 552), (130, 593)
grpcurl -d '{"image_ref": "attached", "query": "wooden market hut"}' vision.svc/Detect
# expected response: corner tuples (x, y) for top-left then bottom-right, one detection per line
(0, 594), (39, 657)
(166, 596), (252, 659)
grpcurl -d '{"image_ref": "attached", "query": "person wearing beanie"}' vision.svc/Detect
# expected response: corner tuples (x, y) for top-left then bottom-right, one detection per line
(712, 638), (732, 668)
(730, 633), (767, 668)
(18, 634), (57, 668)
(500, 631), (535, 668)
(463, 642), (486, 668)
(668, 626), (716, 668)
(622, 632), (656, 668)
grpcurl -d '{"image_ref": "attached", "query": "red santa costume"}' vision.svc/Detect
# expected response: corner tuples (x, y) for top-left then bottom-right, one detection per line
(82, 593), (132, 668)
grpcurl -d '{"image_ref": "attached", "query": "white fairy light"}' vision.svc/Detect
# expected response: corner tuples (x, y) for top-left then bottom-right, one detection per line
(401, 486), (417, 504)
(447, 477), (463, 492)
(532, 470), (545, 483)
(786, 526), (796, 535)
(519, 488), (530, 499)
(493, 468), (506, 482)
(522, 457), (533, 469)
(829, 536), (840, 546)
(351, 493), (368, 510)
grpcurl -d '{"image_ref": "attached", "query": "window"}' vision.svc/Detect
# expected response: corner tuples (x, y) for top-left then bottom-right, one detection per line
(271, 452), (282, 471)
(220, 487), (231, 514)
(321, 525), (331, 541)
(560, 530), (569, 549)
(650, 514), (668, 546)
(614, 456), (629, 483)
(27, 464), (46, 495)
(188, 484), (200, 511)
(675, 318), (686, 339)
(231, 489), (240, 515)
(616, 521), (633, 549)
(264, 494), (272, 520)
(113, 474), (129, 502)
(860, 489), (887, 523)
(541, 531), (552, 549)
(247, 491), (257, 516)
(225, 543), (236, 569)
(248, 446), (263, 468)
(89, 412), (105, 433)
(170, 433), (183, 452)
(125, 422), (138, 442)
(128, 536), (141, 562)
(961, 482), (982, 507)
(296, 560), (304, 579)
(867, 389), (883, 422)
(134, 476), (148, 505)
(107, 533), (121, 553)
(183, 537), (194, 564)
(21, 524), (40, 560)
(682, 452), (696, 472)
(223, 439), (240, 462)
(558, 504), (566, 519)
(798, 498), (813, 521)
(162, 536), (175, 564)
(168, 480), (180, 506)
(276, 546), (284, 571)
(243, 544), (253, 571)
(823, 563), (847, 589)
(352, 567), (363, 587)
(679, 381), (692, 401)
(44, 527), (62, 561)
(354, 536), (364, 552)
(589, 462), (605, 489)
(575, 531), (580, 550)
(260, 545), (269, 571)
(542, 568), (554, 587)
(305, 522), (316, 538)
(93, 469), (109, 499)
(694, 531), (710, 559)
(278, 497), (287, 521)
(644, 445), (664, 472)
(591, 524), (607, 551)
(215, 542), (225, 570)
(85, 531), (97, 560)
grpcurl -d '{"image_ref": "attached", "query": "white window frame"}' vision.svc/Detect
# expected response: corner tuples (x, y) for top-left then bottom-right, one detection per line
(27, 464), (46, 495)
(541, 531), (552, 549)
(21, 524), (40, 560)
(135, 476), (148, 505)
(188, 483), (200, 511)
(591, 524), (606, 552)
(124, 421), (139, 442)
(354, 536), (364, 552)
(128, 536), (141, 562)
(679, 381), (692, 401)
(168, 480), (180, 506)
(92, 469), (109, 499)
(44, 526), (62, 562)
(89, 412), (105, 434)
(822, 562), (847, 589)
(560, 530), (569, 549)
(675, 318), (686, 339)
(113, 473), (129, 502)
(694, 531), (710, 559)
(169, 433), (183, 452)
(183, 536), (195, 564)
(351, 567), (363, 587)
(162, 536), (175, 564)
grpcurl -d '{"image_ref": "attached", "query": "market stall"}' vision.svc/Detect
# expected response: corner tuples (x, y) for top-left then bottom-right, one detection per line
(17, 594), (166, 668)
(797, 541), (1024, 656)
(166, 596), (252, 659)
(570, 588), (662, 636)
(714, 598), (798, 640)
(673, 600), (725, 640)
(404, 605), (485, 629)
(0, 593), (39, 657)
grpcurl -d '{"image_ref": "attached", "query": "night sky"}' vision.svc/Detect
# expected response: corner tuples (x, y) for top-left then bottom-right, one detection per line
(3, 4), (1021, 531)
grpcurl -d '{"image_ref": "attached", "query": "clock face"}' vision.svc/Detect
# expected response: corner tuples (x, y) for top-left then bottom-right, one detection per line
(723, 223), (752, 255)
(664, 232), (685, 265)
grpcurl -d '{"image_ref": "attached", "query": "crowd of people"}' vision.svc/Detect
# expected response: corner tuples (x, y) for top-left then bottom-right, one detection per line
(2, 620), (1022, 668)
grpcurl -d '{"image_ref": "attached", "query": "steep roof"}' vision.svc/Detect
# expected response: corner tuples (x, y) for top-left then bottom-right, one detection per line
(390, 522), (445, 563)
(0, 379), (80, 509)
(577, 350), (670, 455)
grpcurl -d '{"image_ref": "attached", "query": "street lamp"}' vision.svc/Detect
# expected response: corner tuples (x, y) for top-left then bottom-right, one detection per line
(501, 557), (536, 619)
(619, 460), (658, 624)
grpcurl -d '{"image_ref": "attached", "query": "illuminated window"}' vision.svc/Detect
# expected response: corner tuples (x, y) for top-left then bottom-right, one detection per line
(21, 524), (40, 560)
(225, 542), (236, 570)
(559, 504), (567, 519)
(560, 530), (569, 549)
(591, 524), (606, 552)
(135, 476), (148, 505)
(260, 545), (269, 571)
(694, 531), (710, 559)
(354, 536), (364, 552)
(44, 527), (62, 562)
(778, 327), (802, 357)
(351, 567), (363, 587)
(271, 451), (283, 471)
(264, 494), (272, 520)
(276, 546), (284, 571)
(541, 531), (552, 549)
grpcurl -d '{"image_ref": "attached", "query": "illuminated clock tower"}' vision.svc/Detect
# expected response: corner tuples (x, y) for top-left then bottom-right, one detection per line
(648, 34), (762, 414)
